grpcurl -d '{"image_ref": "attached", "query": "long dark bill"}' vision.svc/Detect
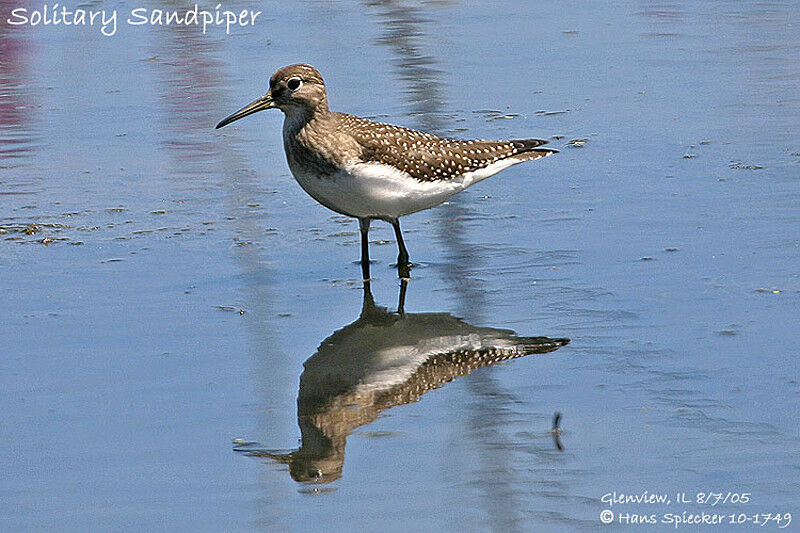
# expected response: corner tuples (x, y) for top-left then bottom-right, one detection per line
(216, 93), (273, 129)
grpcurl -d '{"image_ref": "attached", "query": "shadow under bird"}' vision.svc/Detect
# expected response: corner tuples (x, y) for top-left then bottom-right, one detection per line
(216, 64), (558, 279)
(234, 280), (570, 483)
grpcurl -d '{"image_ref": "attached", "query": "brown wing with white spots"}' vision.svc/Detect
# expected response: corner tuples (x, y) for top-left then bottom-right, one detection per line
(335, 113), (556, 182)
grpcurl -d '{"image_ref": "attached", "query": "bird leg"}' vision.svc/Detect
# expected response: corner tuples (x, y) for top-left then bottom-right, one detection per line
(390, 218), (411, 278)
(397, 277), (408, 316)
(359, 218), (371, 281)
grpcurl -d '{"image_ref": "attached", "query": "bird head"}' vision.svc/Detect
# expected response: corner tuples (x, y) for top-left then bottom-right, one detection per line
(216, 64), (327, 129)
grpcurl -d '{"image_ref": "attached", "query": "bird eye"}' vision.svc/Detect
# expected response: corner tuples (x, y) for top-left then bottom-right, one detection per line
(287, 77), (302, 91)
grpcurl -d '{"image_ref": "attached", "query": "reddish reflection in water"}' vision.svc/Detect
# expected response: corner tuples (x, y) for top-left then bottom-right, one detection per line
(0, 0), (38, 166)
(150, 22), (226, 176)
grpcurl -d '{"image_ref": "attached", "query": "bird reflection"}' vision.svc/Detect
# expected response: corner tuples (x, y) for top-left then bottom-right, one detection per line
(236, 281), (569, 483)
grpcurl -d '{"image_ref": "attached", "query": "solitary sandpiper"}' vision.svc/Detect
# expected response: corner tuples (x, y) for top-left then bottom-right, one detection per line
(216, 64), (557, 279)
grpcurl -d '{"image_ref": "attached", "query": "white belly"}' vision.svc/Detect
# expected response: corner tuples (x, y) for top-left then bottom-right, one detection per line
(290, 162), (473, 219)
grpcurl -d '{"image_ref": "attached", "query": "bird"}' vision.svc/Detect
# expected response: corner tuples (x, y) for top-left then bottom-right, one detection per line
(216, 64), (557, 279)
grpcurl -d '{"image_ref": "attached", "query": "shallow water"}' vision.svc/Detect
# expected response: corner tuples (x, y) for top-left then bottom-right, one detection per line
(2, 0), (799, 531)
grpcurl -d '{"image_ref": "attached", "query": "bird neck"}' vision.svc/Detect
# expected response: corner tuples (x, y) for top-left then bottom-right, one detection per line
(282, 99), (330, 134)
(281, 103), (344, 177)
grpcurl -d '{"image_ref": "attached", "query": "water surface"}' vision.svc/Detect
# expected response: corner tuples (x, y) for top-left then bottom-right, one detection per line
(2, 1), (798, 531)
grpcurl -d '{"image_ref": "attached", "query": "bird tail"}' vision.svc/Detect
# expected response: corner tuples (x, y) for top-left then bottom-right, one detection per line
(518, 336), (570, 354)
(510, 139), (558, 161)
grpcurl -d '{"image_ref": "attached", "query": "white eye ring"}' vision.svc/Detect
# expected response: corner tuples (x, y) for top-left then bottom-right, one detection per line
(287, 77), (303, 91)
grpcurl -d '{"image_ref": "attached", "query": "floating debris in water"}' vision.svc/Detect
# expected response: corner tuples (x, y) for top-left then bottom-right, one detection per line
(729, 161), (764, 170)
(298, 486), (338, 495)
(1, 222), (73, 245)
(683, 154), (697, 159)
(217, 306), (246, 314)
(664, 247), (679, 252)
(11, 223), (67, 232)
(489, 113), (520, 120)
(471, 109), (521, 121)
(567, 138), (587, 147)
(755, 288), (781, 294)
(639, 256), (655, 261)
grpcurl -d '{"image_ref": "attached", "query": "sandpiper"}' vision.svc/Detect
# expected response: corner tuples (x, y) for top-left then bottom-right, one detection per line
(216, 64), (557, 279)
